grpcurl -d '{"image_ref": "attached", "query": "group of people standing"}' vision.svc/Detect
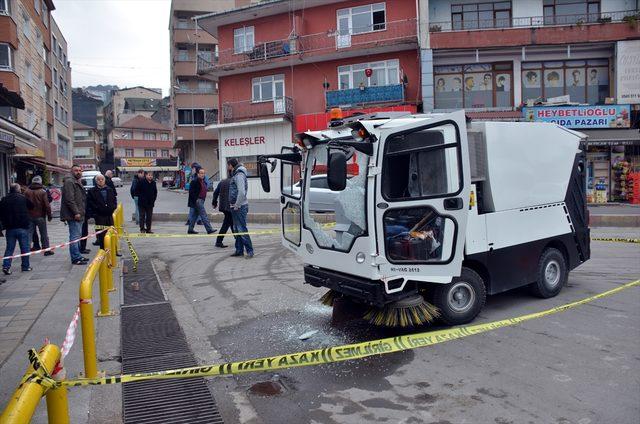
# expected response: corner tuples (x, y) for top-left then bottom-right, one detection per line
(0, 165), (119, 273)
(130, 169), (157, 234)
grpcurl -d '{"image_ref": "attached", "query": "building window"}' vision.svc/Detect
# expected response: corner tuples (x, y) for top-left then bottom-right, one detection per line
(197, 80), (214, 93)
(233, 26), (254, 54)
(53, 68), (58, 87)
(543, 0), (600, 25)
(144, 149), (156, 158)
(522, 59), (609, 105)
(178, 108), (205, 125)
(338, 59), (399, 90)
(160, 133), (169, 141)
(337, 2), (386, 36)
(452, 2), (511, 30)
(74, 130), (92, 140)
(73, 147), (94, 159)
(34, 0), (40, 14)
(161, 149), (169, 158)
(25, 61), (33, 86)
(177, 48), (190, 61)
(176, 17), (190, 29)
(52, 37), (58, 57)
(0, 0), (10, 15)
(22, 10), (30, 38)
(143, 132), (156, 140)
(47, 124), (52, 141)
(57, 135), (70, 160)
(0, 44), (12, 70)
(125, 149), (134, 157)
(252, 74), (284, 102)
(42, 2), (48, 27)
(197, 45), (214, 63)
(120, 130), (133, 139)
(434, 63), (513, 110)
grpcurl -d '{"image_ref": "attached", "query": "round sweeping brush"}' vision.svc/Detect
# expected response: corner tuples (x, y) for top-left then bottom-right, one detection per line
(363, 295), (440, 328)
(319, 289), (339, 307)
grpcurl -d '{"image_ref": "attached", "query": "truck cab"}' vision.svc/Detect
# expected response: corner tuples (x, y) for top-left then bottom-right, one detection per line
(261, 110), (589, 326)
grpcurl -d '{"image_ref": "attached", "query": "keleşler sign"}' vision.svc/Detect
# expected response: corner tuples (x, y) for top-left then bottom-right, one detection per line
(522, 105), (631, 129)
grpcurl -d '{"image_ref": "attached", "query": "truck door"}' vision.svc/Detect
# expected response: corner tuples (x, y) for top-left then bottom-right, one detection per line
(279, 146), (303, 249)
(375, 111), (471, 282)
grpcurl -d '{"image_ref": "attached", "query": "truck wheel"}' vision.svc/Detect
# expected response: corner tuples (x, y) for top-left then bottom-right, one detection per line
(530, 247), (567, 298)
(433, 267), (486, 326)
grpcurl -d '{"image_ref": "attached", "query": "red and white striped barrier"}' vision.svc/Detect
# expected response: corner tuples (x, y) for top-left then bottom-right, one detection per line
(1, 229), (108, 261)
(60, 306), (81, 361)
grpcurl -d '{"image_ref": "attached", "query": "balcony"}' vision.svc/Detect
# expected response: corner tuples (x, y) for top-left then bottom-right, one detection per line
(430, 10), (639, 49)
(198, 19), (417, 76)
(326, 84), (405, 108)
(173, 27), (216, 45)
(221, 97), (293, 124)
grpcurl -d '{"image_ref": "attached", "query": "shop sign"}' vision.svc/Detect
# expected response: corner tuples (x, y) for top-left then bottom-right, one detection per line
(522, 105), (631, 129)
(0, 131), (15, 144)
(616, 40), (640, 104)
(223, 136), (266, 147)
(49, 187), (62, 217)
(121, 158), (156, 167)
(80, 164), (96, 170)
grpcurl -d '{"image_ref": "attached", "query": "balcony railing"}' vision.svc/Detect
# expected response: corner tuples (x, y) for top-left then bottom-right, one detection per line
(198, 18), (417, 74)
(221, 97), (293, 123)
(326, 84), (405, 108)
(174, 87), (218, 94)
(429, 10), (638, 32)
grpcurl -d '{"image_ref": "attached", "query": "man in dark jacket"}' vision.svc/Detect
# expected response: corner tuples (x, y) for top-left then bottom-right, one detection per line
(87, 174), (117, 248)
(130, 169), (144, 224)
(24, 175), (53, 255)
(187, 168), (216, 235)
(61, 165), (89, 265)
(135, 171), (157, 233)
(1, 184), (34, 274)
(212, 176), (234, 248)
(104, 170), (117, 198)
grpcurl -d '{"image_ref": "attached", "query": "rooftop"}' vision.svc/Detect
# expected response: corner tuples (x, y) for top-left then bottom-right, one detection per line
(116, 115), (171, 131)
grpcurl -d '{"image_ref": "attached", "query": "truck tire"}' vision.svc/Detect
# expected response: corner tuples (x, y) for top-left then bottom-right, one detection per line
(433, 267), (486, 326)
(530, 247), (567, 298)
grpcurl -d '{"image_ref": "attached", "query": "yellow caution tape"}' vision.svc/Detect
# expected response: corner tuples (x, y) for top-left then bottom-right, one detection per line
(121, 228), (139, 272)
(22, 279), (640, 390)
(591, 237), (640, 244)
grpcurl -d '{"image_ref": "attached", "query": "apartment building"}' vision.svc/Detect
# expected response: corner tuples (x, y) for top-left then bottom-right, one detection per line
(50, 17), (73, 173)
(169, 0), (250, 180)
(0, 0), (75, 190)
(196, 0), (422, 198)
(72, 120), (101, 171)
(109, 115), (179, 176)
(428, 0), (640, 202)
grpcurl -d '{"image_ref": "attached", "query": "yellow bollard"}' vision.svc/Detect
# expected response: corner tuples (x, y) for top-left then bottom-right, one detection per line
(79, 251), (107, 379)
(97, 249), (115, 317)
(104, 231), (116, 292)
(46, 384), (70, 424)
(111, 209), (119, 257)
(0, 344), (69, 424)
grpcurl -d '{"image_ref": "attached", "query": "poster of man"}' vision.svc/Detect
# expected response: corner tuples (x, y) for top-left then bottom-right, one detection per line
(524, 70), (541, 88)
(569, 69), (584, 87)
(436, 78), (446, 92)
(545, 70), (563, 88)
(496, 74), (510, 91)
(481, 73), (492, 90)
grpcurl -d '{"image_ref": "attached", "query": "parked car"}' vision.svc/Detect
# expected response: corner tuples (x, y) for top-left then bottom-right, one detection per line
(288, 174), (342, 213)
(162, 176), (175, 187)
(111, 177), (123, 187)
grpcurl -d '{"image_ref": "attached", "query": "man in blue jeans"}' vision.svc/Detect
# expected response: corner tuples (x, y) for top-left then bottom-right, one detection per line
(187, 168), (216, 235)
(61, 165), (89, 265)
(227, 158), (253, 259)
(0, 184), (34, 274)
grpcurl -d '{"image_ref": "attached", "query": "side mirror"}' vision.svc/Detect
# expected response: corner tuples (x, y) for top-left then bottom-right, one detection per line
(327, 150), (347, 191)
(259, 163), (271, 192)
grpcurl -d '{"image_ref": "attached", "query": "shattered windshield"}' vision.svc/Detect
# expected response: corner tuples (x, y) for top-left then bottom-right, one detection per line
(303, 143), (369, 251)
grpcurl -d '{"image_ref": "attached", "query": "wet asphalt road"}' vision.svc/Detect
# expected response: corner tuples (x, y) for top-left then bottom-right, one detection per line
(134, 223), (640, 424)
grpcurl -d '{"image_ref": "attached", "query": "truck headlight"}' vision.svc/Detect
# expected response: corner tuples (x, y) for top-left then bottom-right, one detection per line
(356, 252), (366, 263)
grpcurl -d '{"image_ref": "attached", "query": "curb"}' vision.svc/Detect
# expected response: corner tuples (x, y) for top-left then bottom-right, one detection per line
(589, 214), (640, 228)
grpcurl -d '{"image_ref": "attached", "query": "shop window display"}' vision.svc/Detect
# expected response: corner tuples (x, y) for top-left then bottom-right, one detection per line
(434, 63), (512, 110)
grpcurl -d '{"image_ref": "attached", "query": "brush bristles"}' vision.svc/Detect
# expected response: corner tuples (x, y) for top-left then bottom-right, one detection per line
(364, 301), (440, 328)
(319, 290), (338, 307)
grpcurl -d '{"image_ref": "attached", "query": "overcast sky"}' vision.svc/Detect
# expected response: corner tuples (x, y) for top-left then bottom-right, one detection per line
(52, 0), (171, 96)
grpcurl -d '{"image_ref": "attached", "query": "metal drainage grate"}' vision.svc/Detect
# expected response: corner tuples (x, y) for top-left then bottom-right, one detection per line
(120, 303), (191, 360)
(120, 260), (223, 423)
(123, 259), (166, 305)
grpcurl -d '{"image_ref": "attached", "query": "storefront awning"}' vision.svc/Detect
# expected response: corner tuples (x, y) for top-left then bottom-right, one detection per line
(582, 129), (640, 146)
(117, 166), (180, 172)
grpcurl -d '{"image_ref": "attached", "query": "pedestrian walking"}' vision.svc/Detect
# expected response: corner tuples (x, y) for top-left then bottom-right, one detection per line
(186, 162), (202, 227)
(79, 180), (92, 254)
(187, 168), (217, 235)
(104, 169), (118, 199)
(87, 174), (117, 248)
(212, 175), (234, 248)
(135, 171), (157, 233)
(0, 184), (34, 274)
(130, 169), (144, 225)
(61, 165), (90, 265)
(24, 176), (53, 256)
(227, 158), (254, 258)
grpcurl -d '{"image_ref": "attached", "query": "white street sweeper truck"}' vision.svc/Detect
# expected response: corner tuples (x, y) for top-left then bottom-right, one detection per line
(258, 110), (590, 327)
